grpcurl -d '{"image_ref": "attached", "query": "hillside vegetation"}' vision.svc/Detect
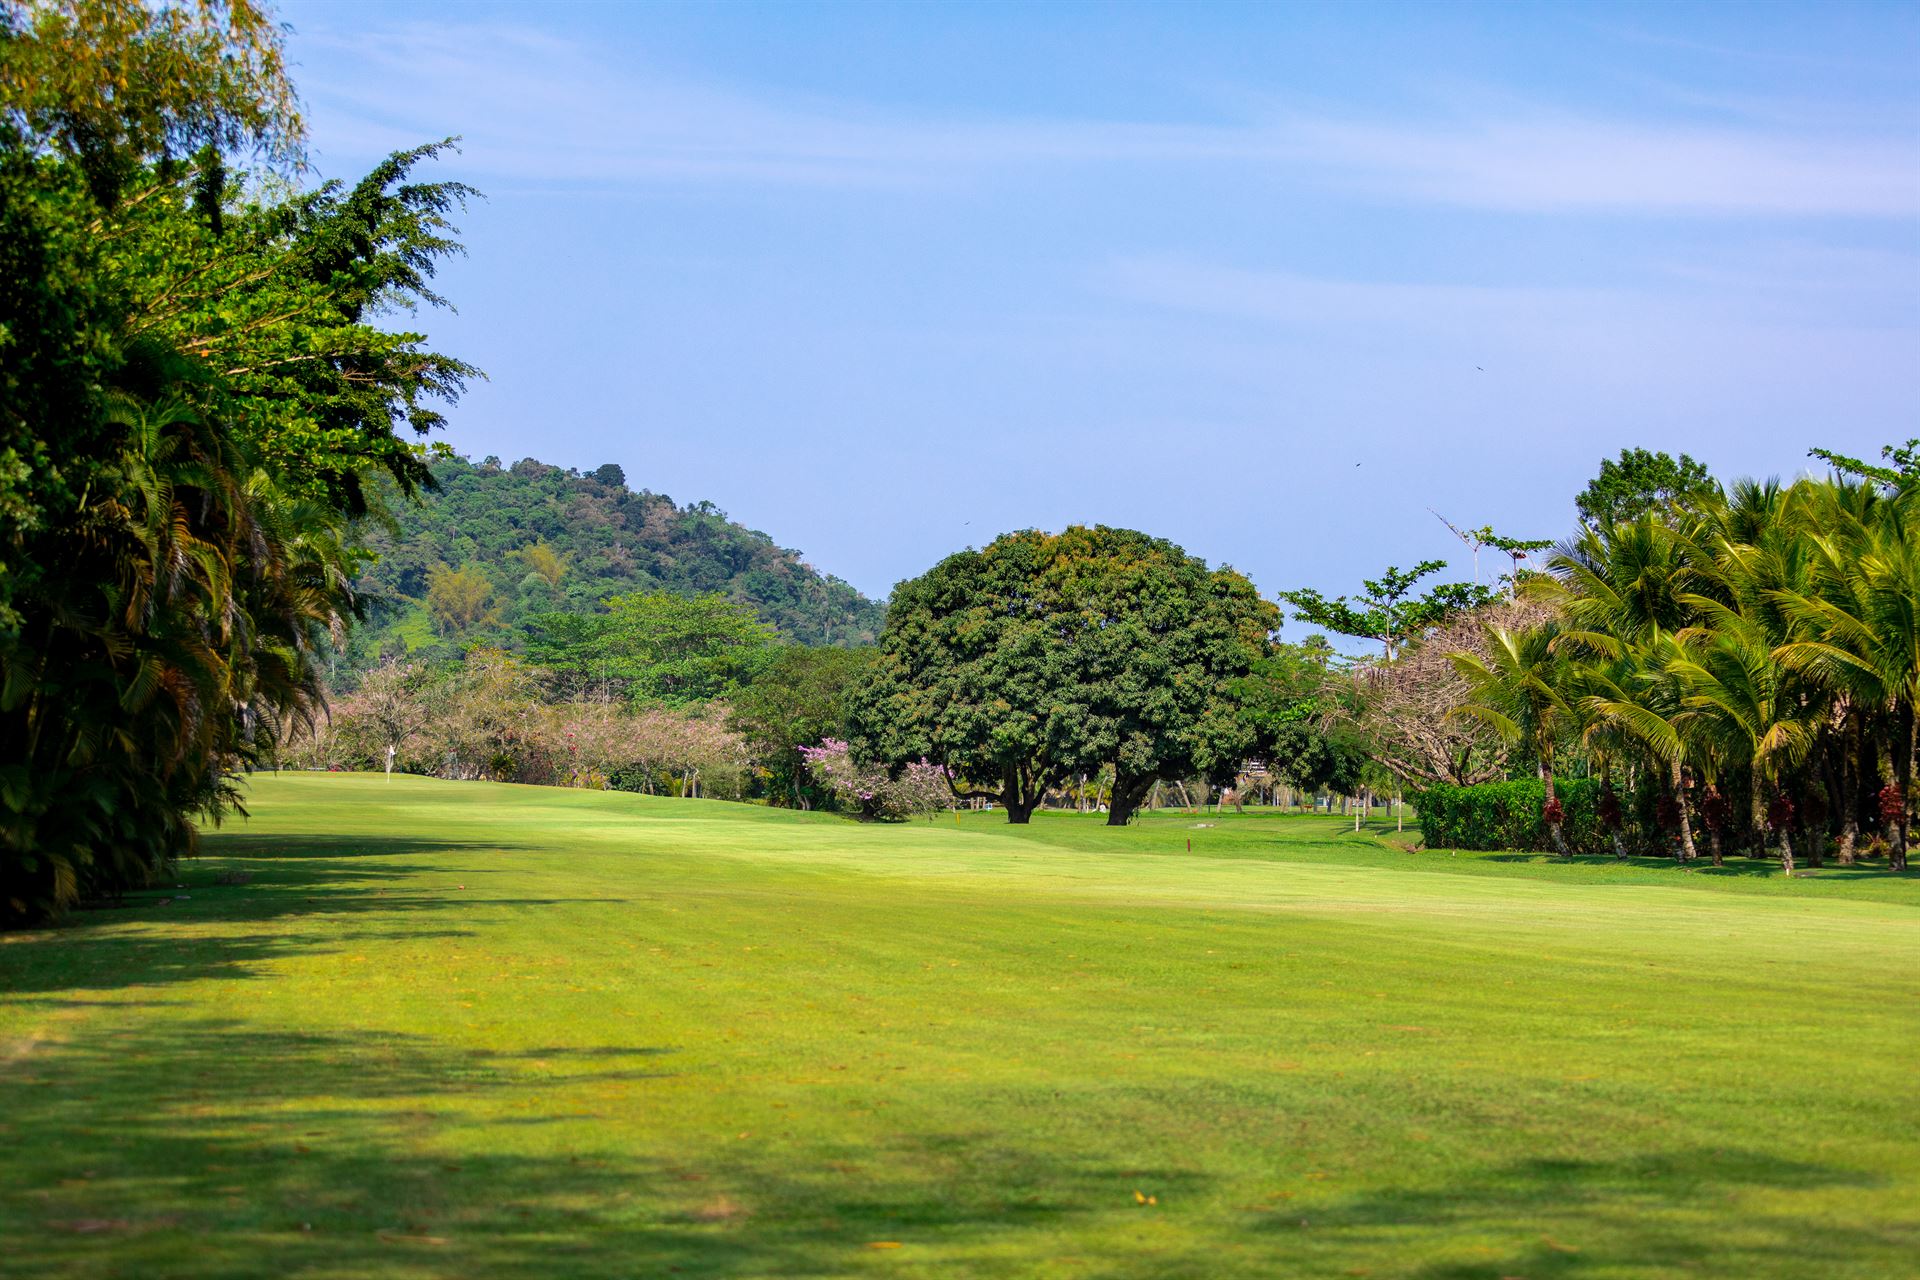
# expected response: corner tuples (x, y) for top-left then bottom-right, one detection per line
(342, 455), (885, 671)
(1, 774), (1914, 1279)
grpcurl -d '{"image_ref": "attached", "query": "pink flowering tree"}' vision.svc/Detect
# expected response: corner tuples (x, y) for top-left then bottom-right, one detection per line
(799, 738), (952, 821)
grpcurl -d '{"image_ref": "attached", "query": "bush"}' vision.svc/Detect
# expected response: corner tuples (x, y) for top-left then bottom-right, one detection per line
(1412, 778), (1610, 853)
(798, 739), (952, 821)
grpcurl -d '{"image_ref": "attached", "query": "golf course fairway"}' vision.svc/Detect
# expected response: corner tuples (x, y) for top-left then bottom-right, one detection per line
(2, 772), (1915, 1278)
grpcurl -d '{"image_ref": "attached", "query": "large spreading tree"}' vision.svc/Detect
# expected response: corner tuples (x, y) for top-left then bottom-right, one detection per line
(850, 526), (1277, 824)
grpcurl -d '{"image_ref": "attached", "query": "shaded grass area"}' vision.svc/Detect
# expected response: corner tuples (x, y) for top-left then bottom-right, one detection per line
(1, 774), (1915, 1278)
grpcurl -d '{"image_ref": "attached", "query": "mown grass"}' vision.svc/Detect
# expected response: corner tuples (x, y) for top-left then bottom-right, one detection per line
(1, 773), (1915, 1279)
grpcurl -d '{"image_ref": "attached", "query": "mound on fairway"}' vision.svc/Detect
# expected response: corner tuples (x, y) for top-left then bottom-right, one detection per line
(2, 773), (1915, 1278)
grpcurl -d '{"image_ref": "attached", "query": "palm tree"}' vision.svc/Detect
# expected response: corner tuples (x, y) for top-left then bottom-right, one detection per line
(1547, 514), (1706, 647)
(1546, 517), (1714, 862)
(3, 382), (352, 920)
(1450, 623), (1577, 857)
(1667, 612), (1824, 873)
(1573, 633), (1703, 862)
(1774, 481), (1919, 871)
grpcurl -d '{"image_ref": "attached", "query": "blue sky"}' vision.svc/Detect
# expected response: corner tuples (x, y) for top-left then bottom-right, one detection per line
(278, 0), (1920, 609)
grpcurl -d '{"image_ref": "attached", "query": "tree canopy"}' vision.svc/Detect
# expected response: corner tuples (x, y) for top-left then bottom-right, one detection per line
(850, 526), (1276, 824)
(0, 0), (475, 921)
(1279, 561), (1494, 659)
(337, 453), (885, 672)
(727, 645), (873, 809)
(1575, 447), (1719, 527)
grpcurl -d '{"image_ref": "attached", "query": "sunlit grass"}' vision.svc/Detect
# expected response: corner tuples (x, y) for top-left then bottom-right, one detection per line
(1, 773), (1914, 1278)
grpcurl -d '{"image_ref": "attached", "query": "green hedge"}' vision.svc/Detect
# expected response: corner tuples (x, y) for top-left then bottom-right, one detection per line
(1412, 778), (1610, 854)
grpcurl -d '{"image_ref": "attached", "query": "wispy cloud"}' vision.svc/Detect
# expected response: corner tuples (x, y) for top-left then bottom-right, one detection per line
(1094, 252), (1917, 377)
(1278, 112), (1917, 216)
(1100, 257), (1625, 339)
(299, 20), (1918, 218)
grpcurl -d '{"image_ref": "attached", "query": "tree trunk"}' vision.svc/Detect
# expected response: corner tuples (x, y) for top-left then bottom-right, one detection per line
(1540, 760), (1571, 858)
(1778, 825), (1796, 876)
(1671, 760), (1697, 863)
(999, 766), (1049, 824)
(1899, 706), (1915, 873)
(1708, 826), (1724, 867)
(1834, 724), (1859, 865)
(1106, 770), (1156, 827)
(1883, 734), (1907, 872)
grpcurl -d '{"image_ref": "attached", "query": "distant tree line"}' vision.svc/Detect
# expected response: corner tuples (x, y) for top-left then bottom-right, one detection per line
(287, 593), (854, 806)
(334, 452), (884, 677)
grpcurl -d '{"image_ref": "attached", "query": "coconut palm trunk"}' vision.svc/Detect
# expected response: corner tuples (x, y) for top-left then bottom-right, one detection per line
(1883, 738), (1908, 872)
(1832, 724), (1859, 865)
(1670, 759), (1697, 862)
(1755, 783), (1796, 874)
(1899, 706), (1915, 873)
(1540, 760), (1572, 858)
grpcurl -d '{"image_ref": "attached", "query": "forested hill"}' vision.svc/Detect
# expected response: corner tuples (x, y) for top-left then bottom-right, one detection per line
(340, 455), (885, 668)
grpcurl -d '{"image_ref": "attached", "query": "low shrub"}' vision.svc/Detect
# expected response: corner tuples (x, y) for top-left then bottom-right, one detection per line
(1413, 778), (1611, 854)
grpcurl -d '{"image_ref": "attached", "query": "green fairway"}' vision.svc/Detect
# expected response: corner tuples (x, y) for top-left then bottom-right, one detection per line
(2, 775), (1916, 1279)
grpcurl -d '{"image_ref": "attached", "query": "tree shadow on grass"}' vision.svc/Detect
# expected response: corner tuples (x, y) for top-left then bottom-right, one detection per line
(1479, 851), (1918, 884)
(1276, 1147), (1914, 1278)
(1, 834), (623, 995)
(0, 923), (479, 994)
(105, 833), (618, 923)
(199, 835), (511, 860)
(0, 1018), (1218, 1280)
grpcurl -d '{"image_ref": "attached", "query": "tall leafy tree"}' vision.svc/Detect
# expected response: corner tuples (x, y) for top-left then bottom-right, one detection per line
(0, 0), (476, 921)
(600, 590), (777, 706)
(1576, 447), (1719, 527)
(851, 526), (1275, 824)
(1052, 528), (1278, 824)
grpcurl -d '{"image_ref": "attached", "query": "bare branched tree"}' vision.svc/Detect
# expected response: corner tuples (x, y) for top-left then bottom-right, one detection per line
(1355, 598), (1558, 787)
